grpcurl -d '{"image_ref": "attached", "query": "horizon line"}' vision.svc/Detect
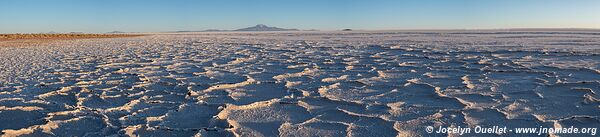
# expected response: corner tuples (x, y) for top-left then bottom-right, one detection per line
(3, 27), (600, 34)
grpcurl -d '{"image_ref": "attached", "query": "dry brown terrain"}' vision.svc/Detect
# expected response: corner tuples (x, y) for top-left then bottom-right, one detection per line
(0, 34), (145, 46)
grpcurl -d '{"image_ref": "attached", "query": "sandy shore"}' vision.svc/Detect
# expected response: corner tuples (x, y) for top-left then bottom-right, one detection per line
(0, 31), (599, 136)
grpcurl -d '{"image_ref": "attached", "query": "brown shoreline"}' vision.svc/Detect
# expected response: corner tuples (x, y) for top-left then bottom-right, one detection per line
(0, 34), (145, 46)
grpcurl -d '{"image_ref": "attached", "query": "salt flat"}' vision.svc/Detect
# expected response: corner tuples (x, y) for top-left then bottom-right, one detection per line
(0, 31), (599, 136)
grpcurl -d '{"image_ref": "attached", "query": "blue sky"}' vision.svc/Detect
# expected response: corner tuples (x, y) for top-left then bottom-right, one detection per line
(1, 0), (599, 33)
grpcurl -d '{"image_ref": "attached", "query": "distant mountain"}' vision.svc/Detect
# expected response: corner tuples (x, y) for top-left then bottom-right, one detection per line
(174, 29), (230, 32)
(175, 30), (202, 32)
(235, 24), (299, 31)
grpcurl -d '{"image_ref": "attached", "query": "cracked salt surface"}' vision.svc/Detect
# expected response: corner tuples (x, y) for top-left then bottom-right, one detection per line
(1, 31), (600, 136)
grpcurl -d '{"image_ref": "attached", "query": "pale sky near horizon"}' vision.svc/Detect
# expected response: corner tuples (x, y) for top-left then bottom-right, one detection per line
(1, 0), (599, 33)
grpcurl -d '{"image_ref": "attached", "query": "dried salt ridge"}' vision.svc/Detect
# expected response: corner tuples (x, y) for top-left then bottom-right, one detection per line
(1, 31), (600, 136)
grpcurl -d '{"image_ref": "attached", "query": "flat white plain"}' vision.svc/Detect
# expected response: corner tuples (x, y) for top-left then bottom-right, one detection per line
(0, 31), (599, 136)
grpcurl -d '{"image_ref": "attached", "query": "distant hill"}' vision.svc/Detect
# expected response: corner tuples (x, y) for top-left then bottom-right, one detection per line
(107, 31), (126, 34)
(202, 29), (230, 32)
(175, 29), (230, 32)
(235, 24), (299, 31)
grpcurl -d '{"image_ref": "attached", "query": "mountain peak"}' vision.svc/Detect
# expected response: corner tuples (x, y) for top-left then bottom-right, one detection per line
(255, 24), (268, 28)
(235, 24), (298, 31)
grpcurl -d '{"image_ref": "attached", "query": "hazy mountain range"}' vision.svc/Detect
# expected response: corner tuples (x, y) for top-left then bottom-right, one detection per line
(176, 24), (300, 32)
(235, 24), (299, 31)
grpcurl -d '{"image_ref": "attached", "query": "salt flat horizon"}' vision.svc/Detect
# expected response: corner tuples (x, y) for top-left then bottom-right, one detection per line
(4, 27), (600, 35)
(2, 0), (600, 136)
